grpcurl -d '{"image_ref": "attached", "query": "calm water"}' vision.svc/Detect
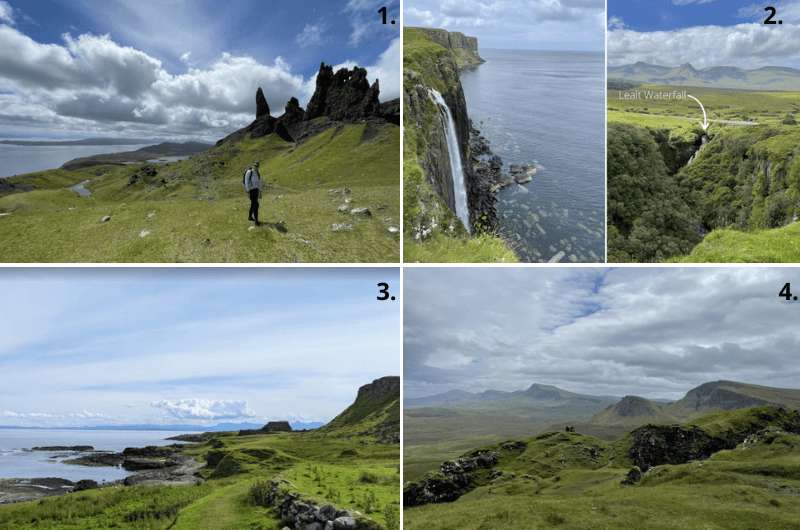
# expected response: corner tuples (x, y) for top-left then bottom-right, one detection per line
(0, 144), (149, 178)
(0, 429), (192, 482)
(460, 49), (605, 262)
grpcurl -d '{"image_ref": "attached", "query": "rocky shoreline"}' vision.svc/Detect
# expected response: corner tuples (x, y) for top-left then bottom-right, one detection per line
(0, 443), (203, 504)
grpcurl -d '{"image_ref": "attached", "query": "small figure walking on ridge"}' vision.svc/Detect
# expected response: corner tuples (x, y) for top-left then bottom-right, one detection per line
(243, 161), (262, 226)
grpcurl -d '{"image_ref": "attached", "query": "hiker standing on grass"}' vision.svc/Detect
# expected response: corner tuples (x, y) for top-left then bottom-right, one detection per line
(243, 161), (262, 226)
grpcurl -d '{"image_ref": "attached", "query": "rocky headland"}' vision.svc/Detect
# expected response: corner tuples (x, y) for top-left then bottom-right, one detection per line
(0, 443), (202, 504)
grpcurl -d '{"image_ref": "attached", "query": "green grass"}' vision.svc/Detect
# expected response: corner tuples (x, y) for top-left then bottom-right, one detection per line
(0, 429), (399, 529)
(608, 84), (800, 127)
(405, 407), (800, 529)
(0, 122), (399, 262)
(676, 222), (800, 262)
(282, 463), (399, 526)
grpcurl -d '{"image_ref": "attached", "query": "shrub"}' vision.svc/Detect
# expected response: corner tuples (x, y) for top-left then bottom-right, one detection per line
(248, 480), (272, 507)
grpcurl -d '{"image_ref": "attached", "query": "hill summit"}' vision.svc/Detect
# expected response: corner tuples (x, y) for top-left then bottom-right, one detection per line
(325, 376), (400, 443)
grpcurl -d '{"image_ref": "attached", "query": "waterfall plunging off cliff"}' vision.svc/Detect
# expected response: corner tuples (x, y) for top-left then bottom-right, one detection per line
(428, 89), (470, 233)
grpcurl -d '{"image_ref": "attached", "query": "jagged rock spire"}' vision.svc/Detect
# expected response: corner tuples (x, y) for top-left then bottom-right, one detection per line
(255, 87), (270, 118)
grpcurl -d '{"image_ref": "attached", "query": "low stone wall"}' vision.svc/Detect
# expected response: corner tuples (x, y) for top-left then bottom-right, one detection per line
(264, 479), (381, 530)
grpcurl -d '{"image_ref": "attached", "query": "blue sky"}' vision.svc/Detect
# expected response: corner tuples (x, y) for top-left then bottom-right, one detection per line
(0, 268), (400, 428)
(0, 0), (400, 140)
(406, 268), (800, 400)
(608, 0), (800, 67)
(609, 0), (781, 31)
(405, 0), (605, 52)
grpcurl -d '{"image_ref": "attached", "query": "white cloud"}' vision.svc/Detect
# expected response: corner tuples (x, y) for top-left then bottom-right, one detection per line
(608, 16), (625, 30)
(404, 0), (604, 51)
(0, 0), (14, 24)
(0, 24), (399, 140)
(179, 51), (191, 64)
(608, 23), (800, 68)
(296, 22), (325, 48)
(152, 399), (256, 420)
(406, 268), (800, 400)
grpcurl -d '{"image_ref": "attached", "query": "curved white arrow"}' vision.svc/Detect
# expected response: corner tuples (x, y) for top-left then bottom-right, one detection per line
(687, 94), (709, 131)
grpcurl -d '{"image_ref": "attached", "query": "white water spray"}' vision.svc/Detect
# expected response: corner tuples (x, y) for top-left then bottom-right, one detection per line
(428, 89), (470, 233)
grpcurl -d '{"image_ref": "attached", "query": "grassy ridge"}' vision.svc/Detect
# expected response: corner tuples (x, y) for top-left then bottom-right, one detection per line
(405, 407), (800, 529)
(0, 122), (399, 262)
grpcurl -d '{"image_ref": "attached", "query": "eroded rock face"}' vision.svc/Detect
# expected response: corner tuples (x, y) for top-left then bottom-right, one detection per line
(256, 87), (270, 118)
(305, 63), (381, 122)
(403, 450), (498, 507)
(280, 97), (305, 125)
(628, 425), (730, 472)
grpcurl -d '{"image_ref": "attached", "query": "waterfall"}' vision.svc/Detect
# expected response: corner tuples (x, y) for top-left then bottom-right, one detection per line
(428, 89), (470, 233)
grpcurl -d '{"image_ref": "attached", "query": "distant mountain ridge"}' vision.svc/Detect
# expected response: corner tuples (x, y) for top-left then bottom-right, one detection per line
(609, 62), (800, 90)
(0, 421), (325, 432)
(591, 380), (800, 427)
(406, 383), (616, 408)
(0, 137), (152, 146)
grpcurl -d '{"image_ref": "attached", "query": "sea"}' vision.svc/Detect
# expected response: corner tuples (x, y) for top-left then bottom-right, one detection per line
(0, 144), (150, 179)
(0, 429), (192, 482)
(460, 49), (605, 262)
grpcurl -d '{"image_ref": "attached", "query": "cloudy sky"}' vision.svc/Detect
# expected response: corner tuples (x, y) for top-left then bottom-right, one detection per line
(0, 268), (400, 428)
(405, 268), (800, 401)
(405, 0), (604, 51)
(0, 0), (399, 142)
(609, 0), (800, 68)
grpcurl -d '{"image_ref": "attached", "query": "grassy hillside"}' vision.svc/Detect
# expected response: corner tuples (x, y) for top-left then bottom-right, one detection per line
(403, 27), (516, 263)
(608, 83), (800, 262)
(405, 406), (800, 529)
(404, 393), (613, 482)
(0, 121), (399, 262)
(0, 384), (400, 529)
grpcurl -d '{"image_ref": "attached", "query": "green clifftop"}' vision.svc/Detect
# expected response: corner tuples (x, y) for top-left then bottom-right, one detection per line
(403, 27), (516, 262)
(406, 27), (484, 69)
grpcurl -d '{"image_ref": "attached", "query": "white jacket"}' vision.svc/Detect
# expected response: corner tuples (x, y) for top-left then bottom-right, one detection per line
(243, 167), (261, 192)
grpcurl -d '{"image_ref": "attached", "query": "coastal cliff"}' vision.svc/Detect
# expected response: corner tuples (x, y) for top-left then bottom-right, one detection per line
(409, 27), (485, 69)
(403, 27), (515, 262)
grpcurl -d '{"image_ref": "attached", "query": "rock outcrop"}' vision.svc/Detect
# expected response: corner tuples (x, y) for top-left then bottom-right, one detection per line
(403, 450), (498, 507)
(238, 420), (293, 436)
(627, 407), (800, 472)
(256, 87), (270, 118)
(325, 376), (400, 443)
(263, 421), (293, 433)
(305, 63), (381, 121)
(217, 64), (398, 147)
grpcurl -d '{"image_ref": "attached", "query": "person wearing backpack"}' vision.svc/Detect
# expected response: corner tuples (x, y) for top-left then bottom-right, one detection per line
(243, 161), (262, 226)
